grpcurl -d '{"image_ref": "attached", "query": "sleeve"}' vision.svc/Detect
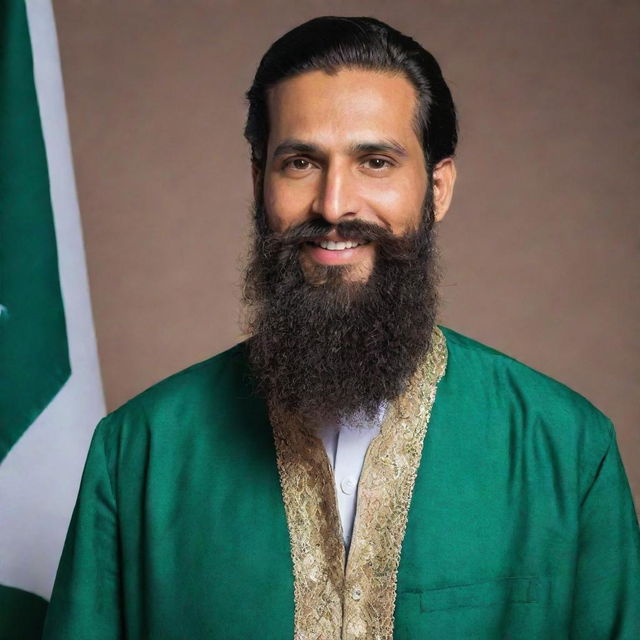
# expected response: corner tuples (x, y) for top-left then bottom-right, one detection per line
(570, 424), (640, 639)
(41, 417), (123, 639)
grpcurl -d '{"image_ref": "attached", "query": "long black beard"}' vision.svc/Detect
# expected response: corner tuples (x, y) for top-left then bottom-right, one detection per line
(242, 192), (440, 422)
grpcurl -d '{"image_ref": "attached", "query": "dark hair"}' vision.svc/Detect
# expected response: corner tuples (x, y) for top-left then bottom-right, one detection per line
(244, 16), (458, 172)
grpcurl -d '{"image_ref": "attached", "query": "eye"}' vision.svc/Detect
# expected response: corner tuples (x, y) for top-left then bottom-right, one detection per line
(363, 157), (393, 171)
(284, 157), (312, 171)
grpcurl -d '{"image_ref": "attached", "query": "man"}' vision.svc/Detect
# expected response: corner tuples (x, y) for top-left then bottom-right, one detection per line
(43, 16), (639, 639)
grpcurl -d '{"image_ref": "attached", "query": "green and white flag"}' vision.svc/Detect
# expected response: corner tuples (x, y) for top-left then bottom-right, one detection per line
(0, 0), (105, 636)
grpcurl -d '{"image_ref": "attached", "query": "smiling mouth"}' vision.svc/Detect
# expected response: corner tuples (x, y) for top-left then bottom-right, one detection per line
(306, 239), (371, 251)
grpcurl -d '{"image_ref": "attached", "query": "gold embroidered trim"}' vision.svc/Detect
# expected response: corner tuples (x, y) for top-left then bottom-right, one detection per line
(271, 327), (447, 640)
(343, 327), (447, 639)
(271, 408), (346, 640)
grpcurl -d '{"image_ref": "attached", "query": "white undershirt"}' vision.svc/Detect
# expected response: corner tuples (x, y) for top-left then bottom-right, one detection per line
(316, 406), (385, 550)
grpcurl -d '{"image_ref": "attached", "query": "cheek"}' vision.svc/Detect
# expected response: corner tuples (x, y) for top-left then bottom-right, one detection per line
(369, 175), (425, 231)
(264, 180), (314, 232)
(263, 183), (290, 232)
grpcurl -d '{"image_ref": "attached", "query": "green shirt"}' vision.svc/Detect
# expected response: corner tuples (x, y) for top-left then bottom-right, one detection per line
(42, 327), (640, 639)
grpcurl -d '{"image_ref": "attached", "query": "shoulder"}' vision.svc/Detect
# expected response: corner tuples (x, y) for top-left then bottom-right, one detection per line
(93, 341), (255, 445)
(439, 326), (614, 466)
(440, 325), (609, 422)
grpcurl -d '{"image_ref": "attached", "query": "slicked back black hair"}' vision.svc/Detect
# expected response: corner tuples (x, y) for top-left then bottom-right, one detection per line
(244, 16), (458, 172)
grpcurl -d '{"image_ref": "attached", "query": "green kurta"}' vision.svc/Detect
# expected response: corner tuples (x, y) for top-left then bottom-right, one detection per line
(42, 327), (640, 639)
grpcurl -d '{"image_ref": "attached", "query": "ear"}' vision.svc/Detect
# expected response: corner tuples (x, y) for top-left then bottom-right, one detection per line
(432, 158), (456, 222)
(251, 162), (262, 203)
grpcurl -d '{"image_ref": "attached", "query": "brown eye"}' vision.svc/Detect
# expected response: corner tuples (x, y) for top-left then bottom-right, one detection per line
(287, 158), (311, 171)
(365, 158), (391, 170)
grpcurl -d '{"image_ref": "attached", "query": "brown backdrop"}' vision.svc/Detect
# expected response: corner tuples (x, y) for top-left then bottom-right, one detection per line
(53, 0), (639, 507)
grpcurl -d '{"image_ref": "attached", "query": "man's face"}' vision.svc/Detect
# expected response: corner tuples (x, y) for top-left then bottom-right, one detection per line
(259, 68), (429, 283)
(245, 66), (455, 419)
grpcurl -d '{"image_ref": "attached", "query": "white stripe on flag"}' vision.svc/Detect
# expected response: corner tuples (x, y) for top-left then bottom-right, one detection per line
(0, 0), (105, 599)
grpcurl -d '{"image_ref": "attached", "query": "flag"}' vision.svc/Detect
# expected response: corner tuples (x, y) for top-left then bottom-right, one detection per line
(0, 0), (105, 636)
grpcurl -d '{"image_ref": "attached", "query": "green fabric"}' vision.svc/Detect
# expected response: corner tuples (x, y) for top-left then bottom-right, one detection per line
(394, 329), (640, 638)
(43, 346), (294, 639)
(0, 584), (48, 640)
(0, 0), (70, 460)
(42, 328), (640, 639)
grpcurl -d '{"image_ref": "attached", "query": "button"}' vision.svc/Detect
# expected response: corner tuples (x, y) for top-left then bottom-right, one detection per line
(340, 476), (356, 495)
(351, 586), (363, 601)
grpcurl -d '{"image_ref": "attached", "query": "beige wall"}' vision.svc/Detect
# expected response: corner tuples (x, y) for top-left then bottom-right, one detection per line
(54, 0), (639, 506)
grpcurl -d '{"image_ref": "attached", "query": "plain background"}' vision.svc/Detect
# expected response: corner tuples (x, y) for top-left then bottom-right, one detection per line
(53, 0), (639, 508)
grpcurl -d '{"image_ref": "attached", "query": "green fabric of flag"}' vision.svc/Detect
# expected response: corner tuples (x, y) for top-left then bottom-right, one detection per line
(0, 584), (48, 639)
(0, 0), (70, 461)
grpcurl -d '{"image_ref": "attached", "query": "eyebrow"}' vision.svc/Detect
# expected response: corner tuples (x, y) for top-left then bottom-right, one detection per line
(272, 137), (408, 159)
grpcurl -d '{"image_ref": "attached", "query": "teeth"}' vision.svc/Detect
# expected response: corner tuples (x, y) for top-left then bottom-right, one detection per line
(318, 240), (361, 250)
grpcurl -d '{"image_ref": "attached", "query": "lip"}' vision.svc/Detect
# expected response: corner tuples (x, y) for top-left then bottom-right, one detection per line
(307, 233), (361, 245)
(303, 241), (371, 266)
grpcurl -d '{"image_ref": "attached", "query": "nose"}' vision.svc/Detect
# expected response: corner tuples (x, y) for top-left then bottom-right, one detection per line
(312, 160), (361, 224)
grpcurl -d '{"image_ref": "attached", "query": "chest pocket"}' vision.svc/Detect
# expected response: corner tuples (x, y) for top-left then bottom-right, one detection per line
(395, 577), (544, 640)
(420, 576), (539, 612)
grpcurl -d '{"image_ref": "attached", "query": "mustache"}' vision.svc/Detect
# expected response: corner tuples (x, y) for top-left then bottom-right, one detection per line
(271, 218), (393, 246)
(261, 217), (427, 263)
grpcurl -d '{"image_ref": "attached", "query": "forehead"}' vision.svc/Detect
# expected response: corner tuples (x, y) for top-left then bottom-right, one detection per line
(266, 68), (421, 151)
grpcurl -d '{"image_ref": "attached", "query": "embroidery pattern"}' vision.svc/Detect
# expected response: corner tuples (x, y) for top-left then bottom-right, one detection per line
(271, 327), (447, 640)
(271, 408), (346, 640)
